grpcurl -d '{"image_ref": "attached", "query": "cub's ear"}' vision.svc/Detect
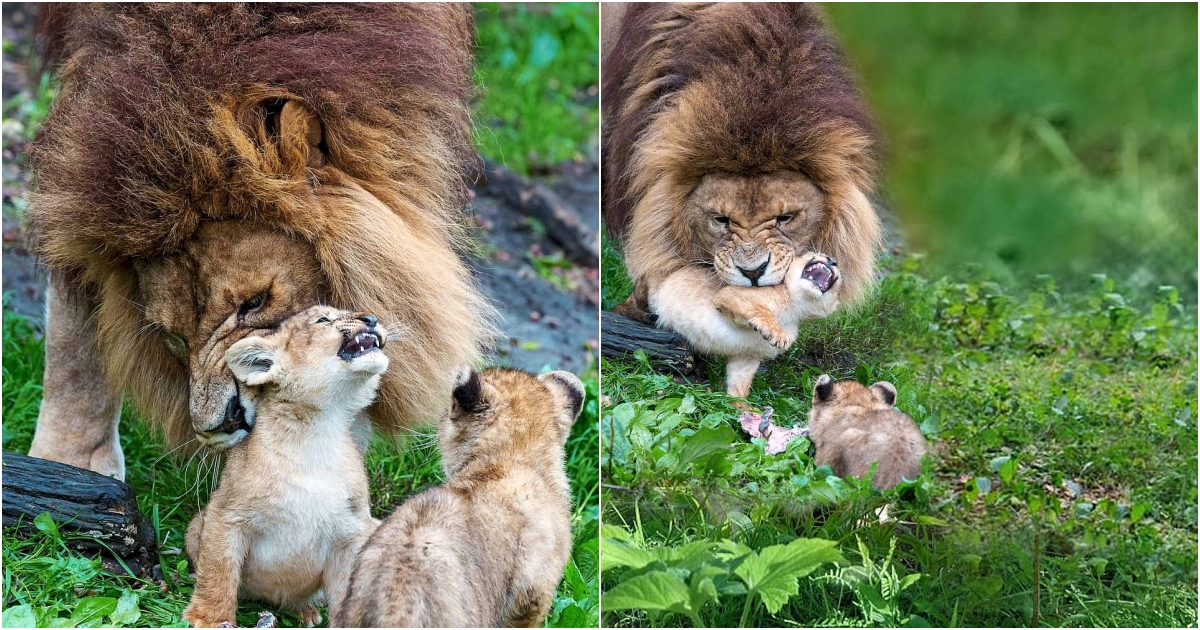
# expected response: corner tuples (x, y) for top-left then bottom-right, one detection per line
(225, 336), (283, 386)
(813, 374), (835, 402)
(538, 370), (586, 427)
(452, 367), (488, 414)
(870, 381), (897, 407)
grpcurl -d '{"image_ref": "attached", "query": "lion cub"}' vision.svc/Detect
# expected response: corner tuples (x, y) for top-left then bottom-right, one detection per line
(183, 306), (388, 627)
(807, 375), (928, 491)
(652, 252), (840, 398)
(333, 367), (584, 628)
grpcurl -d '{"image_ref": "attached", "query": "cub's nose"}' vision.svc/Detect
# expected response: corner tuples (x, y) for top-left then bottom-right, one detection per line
(357, 314), (378, 328)
(738, 260), (769, 286)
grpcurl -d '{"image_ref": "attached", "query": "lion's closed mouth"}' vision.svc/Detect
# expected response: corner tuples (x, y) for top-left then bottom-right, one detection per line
(339, 330), (383, 360)
(802, 260), (836, 293)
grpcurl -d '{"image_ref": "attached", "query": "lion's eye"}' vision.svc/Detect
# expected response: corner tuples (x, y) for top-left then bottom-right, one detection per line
(713, 216), (730, 226)
(238, 292), (268, 318)
(162, 331), (187, 358)
(315, 317), (332, 324)
(776, 215), (794, 224)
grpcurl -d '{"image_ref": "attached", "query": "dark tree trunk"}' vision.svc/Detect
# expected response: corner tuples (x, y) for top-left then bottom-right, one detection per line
(2, 452), (158, 577)
(477, 158), (600, 266)
(600, 311), (697, 374)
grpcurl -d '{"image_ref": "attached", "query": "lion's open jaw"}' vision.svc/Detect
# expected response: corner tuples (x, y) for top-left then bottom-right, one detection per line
(802, 260), (836, 293)
(339, 329), (384, 361)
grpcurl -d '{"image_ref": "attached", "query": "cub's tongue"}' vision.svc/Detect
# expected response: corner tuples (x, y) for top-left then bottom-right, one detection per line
(802, 261), (834, 292)
(341, 331), (379, 357)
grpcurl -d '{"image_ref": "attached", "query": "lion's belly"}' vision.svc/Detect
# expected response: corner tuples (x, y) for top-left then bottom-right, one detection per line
(650, 271), (785, 360)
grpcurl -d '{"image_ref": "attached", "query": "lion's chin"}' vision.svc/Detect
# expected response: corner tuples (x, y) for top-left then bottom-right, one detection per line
(196, 428), (251, 451)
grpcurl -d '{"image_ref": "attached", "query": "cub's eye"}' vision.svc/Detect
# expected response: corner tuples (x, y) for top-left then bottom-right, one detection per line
(713, 216), (730, 226)
(315, 317), (332, 324)
(238, 292), (268, 318)
(776, 214), (794, 224)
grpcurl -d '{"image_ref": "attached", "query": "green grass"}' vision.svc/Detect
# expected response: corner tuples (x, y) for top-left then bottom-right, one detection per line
(2, 309), (599, 628)
(599, 255), (1196, 627)
(473, 2), (599, 174)
(823, 3), (1197, 303)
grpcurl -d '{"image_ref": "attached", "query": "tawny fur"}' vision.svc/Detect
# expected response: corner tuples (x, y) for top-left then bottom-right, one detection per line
(26, 4), (492, 459)
(807, 375), (928, 491)
(602, 3), (883, 318)
(183, 306), (387, 628)
(333, 368), (584, 628)
(652, 252), (841, 398)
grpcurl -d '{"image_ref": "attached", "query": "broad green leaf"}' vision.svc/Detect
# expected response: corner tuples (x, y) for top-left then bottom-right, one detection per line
(600, 536), (658, 572)
(669, 425), (735, 475)
(34, 512), (58, 538)
(3, 605), (37, 628)
(602, 570), (693, 616)
(109, 590), (141, 626)
(734, 538), (845, 614)
(70, 597), (117, 627)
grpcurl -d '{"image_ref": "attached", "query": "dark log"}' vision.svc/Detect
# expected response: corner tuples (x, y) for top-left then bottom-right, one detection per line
(2, 452), (158, 577)
(601, 311), (697, 374)
(477, 158), (599, 266)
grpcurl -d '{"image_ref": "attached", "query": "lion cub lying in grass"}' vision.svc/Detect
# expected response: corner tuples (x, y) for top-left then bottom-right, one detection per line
(652, 252), (840, 398)
(807, 375), (928, 491)
(183, 306), (388, 627)
(333, 367), (584, 628)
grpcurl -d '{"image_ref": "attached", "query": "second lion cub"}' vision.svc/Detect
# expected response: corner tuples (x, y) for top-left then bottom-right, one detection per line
(182, 306), (387, 627)
(333, 367), (585, 628)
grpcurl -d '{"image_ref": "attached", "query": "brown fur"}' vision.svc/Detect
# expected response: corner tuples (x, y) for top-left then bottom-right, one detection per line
(602, 3), (883, 317)
(333, 368), (584, 628)
(27, 4), (492, 453)
(183, 307), (388, 627)
(807, 375), (928, 491)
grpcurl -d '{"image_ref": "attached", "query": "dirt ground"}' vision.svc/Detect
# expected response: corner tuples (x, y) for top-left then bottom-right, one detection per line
(1, 3), (599, 374)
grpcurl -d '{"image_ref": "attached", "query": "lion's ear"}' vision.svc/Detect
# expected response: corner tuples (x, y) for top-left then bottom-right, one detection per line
(255, 98), (327, 173)
(225, 336), (283, 386)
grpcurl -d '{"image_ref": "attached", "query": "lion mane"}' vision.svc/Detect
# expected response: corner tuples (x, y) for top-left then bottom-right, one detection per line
(602, 3), (883, 307)
(29, 4), (492, 446)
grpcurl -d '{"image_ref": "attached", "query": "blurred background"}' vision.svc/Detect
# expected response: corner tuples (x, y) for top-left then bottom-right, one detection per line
(825, 3), (1196, 303)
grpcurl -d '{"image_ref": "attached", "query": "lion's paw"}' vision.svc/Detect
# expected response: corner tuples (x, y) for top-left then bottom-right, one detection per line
(297, 606), (321, 628)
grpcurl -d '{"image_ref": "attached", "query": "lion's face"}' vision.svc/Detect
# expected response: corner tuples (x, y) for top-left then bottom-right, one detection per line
(135, 221), (328, 449)
(688, 170), (828, 288)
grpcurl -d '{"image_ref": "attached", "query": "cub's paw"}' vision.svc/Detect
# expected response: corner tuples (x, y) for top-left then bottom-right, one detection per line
(297, 606), (321, 628)
(183, 605), (235, 628)
(748, 317), (791, 349)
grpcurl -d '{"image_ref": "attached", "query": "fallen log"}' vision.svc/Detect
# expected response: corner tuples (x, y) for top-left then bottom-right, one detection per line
(2, 452), (158, 577)
(477, 158), (600, 267)
(600, 311), (697, 375)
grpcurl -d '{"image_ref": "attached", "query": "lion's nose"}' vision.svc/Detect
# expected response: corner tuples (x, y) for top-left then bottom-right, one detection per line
(738, 260), (770, 286)
(215, 392), (250, 434)
(357, 314), (378, 328)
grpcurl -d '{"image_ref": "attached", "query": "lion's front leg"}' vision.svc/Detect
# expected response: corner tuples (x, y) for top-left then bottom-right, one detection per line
(27, 276), (126, 480)
(713, 284), (793, 349)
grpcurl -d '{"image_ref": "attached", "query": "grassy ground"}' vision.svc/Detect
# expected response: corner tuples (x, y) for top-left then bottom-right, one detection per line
(600, 5), (1195, 626)
(599, 253), (1197, 627)
(2, 5), (600, 628)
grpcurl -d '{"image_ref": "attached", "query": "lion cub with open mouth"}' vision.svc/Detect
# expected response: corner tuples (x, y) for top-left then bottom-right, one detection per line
(807, 375), (928, 491)
(182, 306), (387, 627)
(653, 252), (840, 398)
(333, 367), (584, 628)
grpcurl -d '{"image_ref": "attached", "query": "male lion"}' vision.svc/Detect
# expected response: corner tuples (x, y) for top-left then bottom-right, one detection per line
(602, 3), (884, 398)
(26, 4), (491, 479)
